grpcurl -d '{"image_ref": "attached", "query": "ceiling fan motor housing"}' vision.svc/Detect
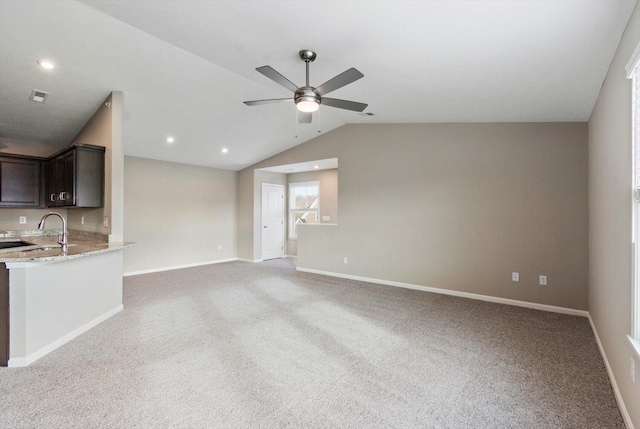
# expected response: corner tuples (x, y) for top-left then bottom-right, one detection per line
(294, 87), (321, 112)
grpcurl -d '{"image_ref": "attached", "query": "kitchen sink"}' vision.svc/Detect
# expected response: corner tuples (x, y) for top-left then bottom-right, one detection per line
(21, 244), (77, 252)
(0, 240), (34, 249)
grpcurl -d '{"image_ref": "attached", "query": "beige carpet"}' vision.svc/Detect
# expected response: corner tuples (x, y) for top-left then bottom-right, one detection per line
(0, 258), (624, 428)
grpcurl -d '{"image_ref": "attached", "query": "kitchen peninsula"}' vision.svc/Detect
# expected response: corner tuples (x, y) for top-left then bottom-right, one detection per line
(0, 229), (132, 367)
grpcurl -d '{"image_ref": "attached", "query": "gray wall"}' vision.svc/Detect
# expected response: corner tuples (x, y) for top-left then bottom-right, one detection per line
(238, 168), (254, 260)
(239, 123), (588, 311)
(123, 156), (238, 274)
(287, 169), (338, 256)
(588, 2), (640, 427)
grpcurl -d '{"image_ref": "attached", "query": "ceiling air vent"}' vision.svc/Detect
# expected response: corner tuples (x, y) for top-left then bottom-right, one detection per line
(29, 89), (49, 103)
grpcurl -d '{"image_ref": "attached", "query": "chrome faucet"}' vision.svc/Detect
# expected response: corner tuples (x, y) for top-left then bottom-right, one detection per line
(37, 212), (68, 249)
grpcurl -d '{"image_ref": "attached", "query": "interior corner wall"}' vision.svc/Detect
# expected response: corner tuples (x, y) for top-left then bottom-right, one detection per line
(238, 169), (254, 260)
(287, 169), (339, 256)
(108, 91), (124, 242)
(588, 3), (640, 427)
(66, 92), (124, 238)
(123, 156), (237, 274)
(239, 122), (589, 311)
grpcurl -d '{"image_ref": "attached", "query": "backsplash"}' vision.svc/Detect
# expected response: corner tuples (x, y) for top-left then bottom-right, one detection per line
(0, 229), (108, 242)
(0, 208), (69, 231)
(0, 208), (107, 234)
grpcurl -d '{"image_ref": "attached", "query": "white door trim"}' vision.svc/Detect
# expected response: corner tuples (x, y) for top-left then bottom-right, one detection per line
(261, 183), (285, 260)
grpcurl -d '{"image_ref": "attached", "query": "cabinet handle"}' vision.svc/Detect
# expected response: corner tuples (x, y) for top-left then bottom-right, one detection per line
(50, 193), (56, 202)
(59, 192), (66, 201)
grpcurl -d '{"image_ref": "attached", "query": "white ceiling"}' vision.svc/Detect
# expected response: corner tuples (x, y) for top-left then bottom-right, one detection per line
(0, 0), (636, 170)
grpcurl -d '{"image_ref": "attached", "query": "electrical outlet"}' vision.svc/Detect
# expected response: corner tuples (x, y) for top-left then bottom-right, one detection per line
(103, 217), (109, 228)
(632, 357), (636, 384)
(344, 257), (348, 264)
(81, 216), (85, 225)
(539, 275), (547, 286)
(19, 216), (26, 224)
(322, 216), (331, 222)
(217, 244), (222, 250)
(512, 272), (519, 282)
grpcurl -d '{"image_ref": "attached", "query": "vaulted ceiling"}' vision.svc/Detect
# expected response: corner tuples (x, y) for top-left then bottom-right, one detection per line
(0, 1), (636, 170)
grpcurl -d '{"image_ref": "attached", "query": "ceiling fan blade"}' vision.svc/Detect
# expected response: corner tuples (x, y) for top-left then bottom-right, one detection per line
(298, 112), (312, 124)
(256, 66), (299, 93)
(243, 98), (292, 106)
(321, 97), (368, 112)
(315, 68), (364, 96)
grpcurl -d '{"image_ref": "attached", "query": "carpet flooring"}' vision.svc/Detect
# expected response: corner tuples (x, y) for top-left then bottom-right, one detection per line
(0, 259), (625, 428)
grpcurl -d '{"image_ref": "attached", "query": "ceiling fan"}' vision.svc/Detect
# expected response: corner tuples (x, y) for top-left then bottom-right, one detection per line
(243, 50), (367, 123)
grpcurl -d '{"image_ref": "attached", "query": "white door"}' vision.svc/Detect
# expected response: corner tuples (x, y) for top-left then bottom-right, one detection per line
(261, 183), (285, 260)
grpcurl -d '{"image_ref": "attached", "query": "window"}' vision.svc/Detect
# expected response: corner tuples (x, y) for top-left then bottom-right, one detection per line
(289, 181), (319, 238)
(629, 44), (640, 354)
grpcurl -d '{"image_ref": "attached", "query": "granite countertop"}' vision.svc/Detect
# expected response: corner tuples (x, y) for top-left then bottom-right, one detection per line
(0, 229), (133, 263)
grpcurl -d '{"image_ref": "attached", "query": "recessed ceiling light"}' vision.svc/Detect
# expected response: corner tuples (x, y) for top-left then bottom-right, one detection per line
(314, 165), (319, 169)
(166, 137), (174, 143)
(221, 148), (229, 154)
(38, 60), (55, 70)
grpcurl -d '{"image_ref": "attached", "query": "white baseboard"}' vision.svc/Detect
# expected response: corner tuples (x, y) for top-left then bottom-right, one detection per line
(589, 316), (635, 429)
(124, 258), (238, 276)
(296, 267), (589, 317)
(8, 305), (124, 368)
(237, 257), (295, 263)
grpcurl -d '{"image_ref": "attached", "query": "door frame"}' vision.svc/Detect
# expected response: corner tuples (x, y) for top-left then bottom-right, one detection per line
(261, 183), (285, 260)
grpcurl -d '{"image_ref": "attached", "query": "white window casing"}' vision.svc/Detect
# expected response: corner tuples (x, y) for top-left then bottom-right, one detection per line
(626, 41), (640, 78)
(630, 42), (640, 357)
(288, 181), (320, 239)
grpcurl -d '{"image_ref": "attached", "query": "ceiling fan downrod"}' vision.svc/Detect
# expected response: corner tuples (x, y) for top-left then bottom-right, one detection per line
(299, 50), (316, 87)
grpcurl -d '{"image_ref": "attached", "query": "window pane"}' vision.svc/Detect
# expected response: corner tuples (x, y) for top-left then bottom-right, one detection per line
(634, 68), (640, 339)
(291, 210), (319, 236)
(289, 182), (320, 237)
(634, 68), (640, 190)
(291, 185), (319, 209)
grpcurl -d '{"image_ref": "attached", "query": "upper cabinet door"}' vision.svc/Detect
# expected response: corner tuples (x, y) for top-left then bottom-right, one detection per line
(0, 157), (43, 208)
(46, 144), (105, 209)
(62, 151), (75, 206)
(53, 155), (65, 207)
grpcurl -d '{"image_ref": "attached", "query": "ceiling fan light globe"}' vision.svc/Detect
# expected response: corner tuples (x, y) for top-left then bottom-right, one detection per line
(296, 99), (320, 113)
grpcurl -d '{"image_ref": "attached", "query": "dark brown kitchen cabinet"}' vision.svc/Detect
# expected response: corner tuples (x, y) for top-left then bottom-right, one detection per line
(47, 144), (105, 208)
(0, 155), (44, 208)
